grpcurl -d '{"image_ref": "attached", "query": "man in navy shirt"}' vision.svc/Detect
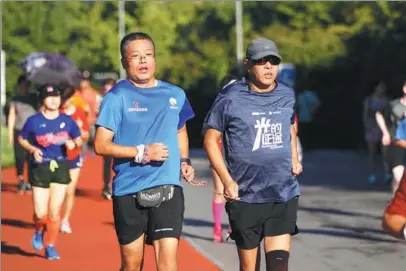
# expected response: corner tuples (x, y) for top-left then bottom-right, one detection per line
(94, 32), (195, 271)
(204, 37), (302, 271)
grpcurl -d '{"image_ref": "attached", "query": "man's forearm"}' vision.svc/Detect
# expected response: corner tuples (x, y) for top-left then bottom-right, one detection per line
(376, 112), (390, 135)
(178, 126), (189, 159)
(291, 125), (299, 161)
(204, 136), (232, 185)
(95, 140), (138, 158)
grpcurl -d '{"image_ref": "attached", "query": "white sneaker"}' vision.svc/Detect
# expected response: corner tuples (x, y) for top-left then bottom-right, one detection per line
(60, 220), (72, 234)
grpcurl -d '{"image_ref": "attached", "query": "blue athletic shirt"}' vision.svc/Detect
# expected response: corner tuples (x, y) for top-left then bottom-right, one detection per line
(20, 112), (81, 164)
(204, 78), (300, 203)
(96, 79), (195, 196)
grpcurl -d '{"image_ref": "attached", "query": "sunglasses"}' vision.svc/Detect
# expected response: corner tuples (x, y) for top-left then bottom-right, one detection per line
(251, 55), (281, 66)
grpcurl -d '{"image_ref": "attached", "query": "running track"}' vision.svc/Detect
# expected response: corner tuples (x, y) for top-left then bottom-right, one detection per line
(1, 156), (220, 271)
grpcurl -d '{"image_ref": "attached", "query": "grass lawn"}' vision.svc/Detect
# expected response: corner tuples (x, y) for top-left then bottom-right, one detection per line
(1, 125), (15, 167)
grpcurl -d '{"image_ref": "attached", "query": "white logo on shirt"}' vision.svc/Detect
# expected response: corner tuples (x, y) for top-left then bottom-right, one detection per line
(128, 100), (148, 112)
(60, 122), (66, 129)
(169, 97), (178, 109)
(252, 117), (283, 151)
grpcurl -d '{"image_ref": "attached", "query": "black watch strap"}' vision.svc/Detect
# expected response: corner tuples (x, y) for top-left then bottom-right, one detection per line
(180, 158), (192, 166)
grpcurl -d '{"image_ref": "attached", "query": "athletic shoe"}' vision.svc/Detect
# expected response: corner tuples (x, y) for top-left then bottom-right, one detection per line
(16, 181), (26, 195)
(224, 226), (232, 241)
(60, 220), (72, 234)
(25, 183), (32, 195)
(45, 245), (60, 260)
(102, 188), (112, 200)
(31, 231), (44, 251)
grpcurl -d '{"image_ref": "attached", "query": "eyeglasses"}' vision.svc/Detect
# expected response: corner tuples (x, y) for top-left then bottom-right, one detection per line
(126, 54), (155, 62)
(251, 55), (281, 66)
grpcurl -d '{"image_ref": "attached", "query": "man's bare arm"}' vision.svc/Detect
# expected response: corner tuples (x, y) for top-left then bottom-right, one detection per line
(178, 125), (189, 159)
(94, 126), (137, 158)
(204, 128), (232, 185)
(291, 124), (299, 162)
(376, 111), (390, 136)
(8, 104), (16, 144)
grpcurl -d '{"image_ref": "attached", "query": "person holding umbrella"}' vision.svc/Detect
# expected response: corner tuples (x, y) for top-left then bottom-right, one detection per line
(18, 84), (82, 260)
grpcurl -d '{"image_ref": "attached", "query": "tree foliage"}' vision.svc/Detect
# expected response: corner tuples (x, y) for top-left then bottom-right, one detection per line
(2, 1), (406, 148)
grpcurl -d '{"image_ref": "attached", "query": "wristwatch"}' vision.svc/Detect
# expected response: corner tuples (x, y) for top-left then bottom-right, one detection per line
(180, 158), (192, 166)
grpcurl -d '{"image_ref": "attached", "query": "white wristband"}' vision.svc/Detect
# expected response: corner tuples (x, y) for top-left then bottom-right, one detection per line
(134, 144), (145, 163)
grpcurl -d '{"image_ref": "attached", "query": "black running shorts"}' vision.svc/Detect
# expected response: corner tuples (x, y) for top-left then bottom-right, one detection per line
(112, 185), (185, 246)
(31, 161), (70, 188)
(226, 196), (299, 250)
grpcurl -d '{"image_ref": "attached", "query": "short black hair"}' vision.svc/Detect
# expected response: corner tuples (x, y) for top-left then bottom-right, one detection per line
(120, 32), (155, 58)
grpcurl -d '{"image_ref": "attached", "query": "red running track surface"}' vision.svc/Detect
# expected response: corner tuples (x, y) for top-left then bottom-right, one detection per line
(1, 156), (220, 271)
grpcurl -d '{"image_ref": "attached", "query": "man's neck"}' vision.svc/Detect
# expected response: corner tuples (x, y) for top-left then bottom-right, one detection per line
(249, 80), (276, 93)
(129, 78), (157, 88)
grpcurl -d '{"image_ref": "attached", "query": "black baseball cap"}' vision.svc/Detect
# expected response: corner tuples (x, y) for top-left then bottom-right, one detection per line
(37, 84), (62, 102)
(246, 37), (282, 61)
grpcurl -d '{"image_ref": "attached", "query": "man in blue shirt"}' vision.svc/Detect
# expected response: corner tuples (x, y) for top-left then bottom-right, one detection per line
(204, 38), (302, 271)
(94, 32), (195, 271)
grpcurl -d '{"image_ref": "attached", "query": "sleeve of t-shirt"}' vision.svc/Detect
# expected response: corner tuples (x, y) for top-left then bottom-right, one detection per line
(396, 120), (406, 140)
(178, 96), (195, 129)
(96, 92), (122, 134)
(69, 117), (81, 139)
(20, 117), (33, 139)
(203, 94), (231, 133)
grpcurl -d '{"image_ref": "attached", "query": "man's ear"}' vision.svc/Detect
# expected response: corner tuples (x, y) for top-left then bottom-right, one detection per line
(121, 58), (127, 69)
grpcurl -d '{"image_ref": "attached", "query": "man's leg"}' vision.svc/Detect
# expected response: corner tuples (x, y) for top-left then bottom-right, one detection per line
(148, 186), (184, 271)
(225, 201), (264, 271)
(113, 194), (148, 271)
(120, 235), (146, 271)
(263, 197), (299, 271)
(264, 235), (290, 271)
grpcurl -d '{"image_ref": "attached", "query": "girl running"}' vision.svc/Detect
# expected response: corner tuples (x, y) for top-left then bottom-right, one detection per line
(212, 74), (237, 243)
(59, 85), (90, 234)
(18, 84), (82, 260)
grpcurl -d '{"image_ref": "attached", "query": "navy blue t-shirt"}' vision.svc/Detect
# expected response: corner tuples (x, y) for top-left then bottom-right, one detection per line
(20, 112), (81, 164)
(204, 79), (300, 203)
(96, 79), (195, 196)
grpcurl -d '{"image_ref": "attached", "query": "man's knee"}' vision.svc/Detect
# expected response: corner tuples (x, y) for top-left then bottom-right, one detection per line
(154, 238), (178, 271)
(265, 250), (289, 271)
(120, 235), (145, 271)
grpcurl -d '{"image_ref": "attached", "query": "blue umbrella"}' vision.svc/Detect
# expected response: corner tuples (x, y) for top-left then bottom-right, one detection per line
(20, 52), (82, 87)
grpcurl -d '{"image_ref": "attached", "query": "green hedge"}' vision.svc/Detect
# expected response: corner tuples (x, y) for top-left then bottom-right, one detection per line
(1, 125), (15, 167)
